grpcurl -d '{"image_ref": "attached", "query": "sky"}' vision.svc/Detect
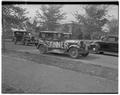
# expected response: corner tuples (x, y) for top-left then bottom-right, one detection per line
(20, 4), (118, 23)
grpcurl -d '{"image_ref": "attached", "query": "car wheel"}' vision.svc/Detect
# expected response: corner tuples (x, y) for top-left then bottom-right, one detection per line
(38, 45), (47, 54)
(81, 52), (89, 57)
(69, 47), (79, 58)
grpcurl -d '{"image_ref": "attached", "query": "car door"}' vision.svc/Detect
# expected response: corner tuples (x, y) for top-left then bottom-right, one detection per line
(106, 36), (117, 52)
(114, 37), (118, 53)
(99, 37), (110, 52)
(109, 37), (118, 53)
(111, 41), (118, 53)
(46, 33), (64, 49)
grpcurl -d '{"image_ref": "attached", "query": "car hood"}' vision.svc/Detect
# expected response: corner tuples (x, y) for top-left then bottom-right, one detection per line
(64, 40), (83, 43)
(92, 40), (101, 43)
(90, 40), (102, 45)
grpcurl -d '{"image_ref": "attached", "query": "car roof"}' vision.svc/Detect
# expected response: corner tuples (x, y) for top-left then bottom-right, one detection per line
(107, 35), (118, 38)
(40, 31), (72, 34)
(13, 30), (27, 32)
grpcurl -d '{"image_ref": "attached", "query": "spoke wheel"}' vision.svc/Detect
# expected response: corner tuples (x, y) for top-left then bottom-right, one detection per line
(69, 47), (79, 58)
(38, 45), (47, 54)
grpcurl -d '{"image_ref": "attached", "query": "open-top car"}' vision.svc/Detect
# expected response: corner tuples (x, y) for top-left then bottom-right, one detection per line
(13, 30), (37, 45)
(90, 35), (118, 54)
(36, 31), (89, 58)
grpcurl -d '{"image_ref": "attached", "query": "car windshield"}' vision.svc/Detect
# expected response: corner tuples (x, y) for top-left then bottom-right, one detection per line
(39, 32), (71, 40)
(63, 34), (71, 39)
(14, 31), (24, 36)
(101, 36), (118, 42)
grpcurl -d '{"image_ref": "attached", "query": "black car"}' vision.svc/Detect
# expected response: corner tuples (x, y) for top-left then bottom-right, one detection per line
(13, 30), (37, 45)
(90, 35), (118, 54)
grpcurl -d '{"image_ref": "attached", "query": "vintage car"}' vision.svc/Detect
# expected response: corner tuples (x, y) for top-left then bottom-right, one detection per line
(90, 35), (118, 54)
(13, 30), (37, 45)
(36, 31), (89, 58)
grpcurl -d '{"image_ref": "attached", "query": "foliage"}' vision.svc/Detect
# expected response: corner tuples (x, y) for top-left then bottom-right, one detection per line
(25, 19), (41, 37)
(25, 20), (37, 32)
(2, 5), (28, 31)
(36, 5), (66, 31)
(2, 5), (28, 50)
(107, 19), (118, 35)
(74, 5), (109, 39)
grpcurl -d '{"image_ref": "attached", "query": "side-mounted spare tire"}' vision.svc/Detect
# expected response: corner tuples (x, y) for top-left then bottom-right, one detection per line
(38, 44), (48, 54)
(68, 47), (79, 59)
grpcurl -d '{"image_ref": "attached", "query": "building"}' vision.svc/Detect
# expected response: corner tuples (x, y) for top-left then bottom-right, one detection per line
(56, 22), (85, 39)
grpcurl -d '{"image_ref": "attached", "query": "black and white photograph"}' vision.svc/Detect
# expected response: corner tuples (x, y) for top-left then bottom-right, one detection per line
(2, 0), (118, 94)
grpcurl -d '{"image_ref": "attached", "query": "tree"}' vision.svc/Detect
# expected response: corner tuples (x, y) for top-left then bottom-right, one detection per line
(25, 20), (36, 32)
(2, 5), (28, 51)
(25, 19), (40, 37)
(2, 5), (28, 30)
(74, 5), (108, 40)
(36, 5), (66, 31)
(107, 19), (118, 35)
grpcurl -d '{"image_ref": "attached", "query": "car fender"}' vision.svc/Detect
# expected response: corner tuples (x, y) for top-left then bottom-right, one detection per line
(36, 43), (47, 49)
(67, 45), (80, 52)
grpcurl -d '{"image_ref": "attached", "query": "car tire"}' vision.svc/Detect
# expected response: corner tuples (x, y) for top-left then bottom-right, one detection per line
(69, 47), (79, 58)
(81, 52), (89, 57)
(38, 45), (47, 54)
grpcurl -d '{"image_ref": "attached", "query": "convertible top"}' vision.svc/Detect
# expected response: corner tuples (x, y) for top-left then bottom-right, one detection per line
(12, 28), (27, 33)
(13, 30), (27, 33)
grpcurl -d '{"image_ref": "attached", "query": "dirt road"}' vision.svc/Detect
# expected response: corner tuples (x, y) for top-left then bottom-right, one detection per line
(2, 41), (118, 93)
(2, 54), (118, 93)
